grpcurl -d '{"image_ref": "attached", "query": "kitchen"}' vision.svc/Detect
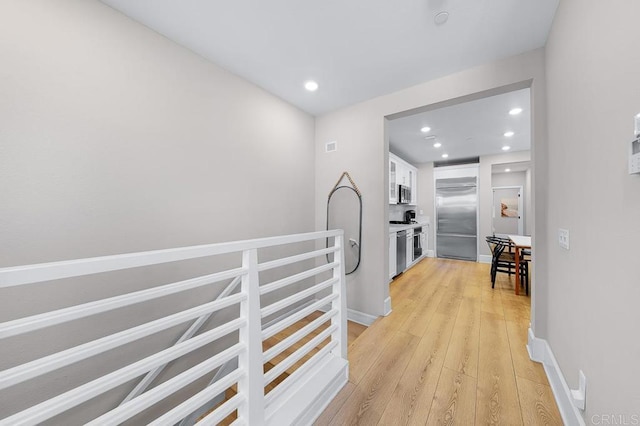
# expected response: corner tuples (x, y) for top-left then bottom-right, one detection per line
(388, 153), (430, 279)
(387, 88), (532, 281)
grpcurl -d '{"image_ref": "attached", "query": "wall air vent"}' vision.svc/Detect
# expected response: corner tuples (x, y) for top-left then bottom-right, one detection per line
(325, 141), (337, 152)
(434, 156), (480, 167)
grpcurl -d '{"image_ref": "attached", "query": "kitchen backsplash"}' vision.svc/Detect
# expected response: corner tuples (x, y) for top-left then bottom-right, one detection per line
(390, 204), (410, 221)
(390, 205), (431, 225)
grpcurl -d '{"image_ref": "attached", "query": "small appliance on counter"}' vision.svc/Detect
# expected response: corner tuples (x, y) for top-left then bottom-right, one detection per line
(404, 210), (416, 224)
(390, 209), (417, 225)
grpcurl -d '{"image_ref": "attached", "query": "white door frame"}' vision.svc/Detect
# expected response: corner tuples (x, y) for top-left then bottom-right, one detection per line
(492, 185), (524, 235)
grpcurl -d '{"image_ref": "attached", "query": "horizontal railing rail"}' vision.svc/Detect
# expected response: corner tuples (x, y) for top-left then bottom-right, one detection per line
(0, 268), (245, 340)
(0, 230), (347, 425)
(0, 297), (246, 391)
(263, 310), (337, 364)
(0, 230), (343, 288)
(262, 294), (338, 340)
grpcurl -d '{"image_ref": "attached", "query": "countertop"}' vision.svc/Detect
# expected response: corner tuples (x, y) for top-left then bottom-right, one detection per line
(389, 221), (429, 233)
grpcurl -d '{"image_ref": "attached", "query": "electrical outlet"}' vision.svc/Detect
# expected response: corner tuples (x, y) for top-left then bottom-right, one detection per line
(558, 228), (570, 250)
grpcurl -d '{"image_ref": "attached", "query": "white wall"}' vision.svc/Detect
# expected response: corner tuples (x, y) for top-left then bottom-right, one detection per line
(525, 168), (532, 235)
(0, 0), (316, 421)
(545, 0), (640, 419)
(416, 162), (435, 251)
(491, 171), (526, 188)
(491, 171), (528, 236)
(478, 151), (531, 256)
(492, 170), (526, 223)
(315, 50), (548, 323)
(0, 1), (315, 266)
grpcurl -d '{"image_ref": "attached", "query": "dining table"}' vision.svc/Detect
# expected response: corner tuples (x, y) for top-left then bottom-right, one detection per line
(508, 235), (531, 295)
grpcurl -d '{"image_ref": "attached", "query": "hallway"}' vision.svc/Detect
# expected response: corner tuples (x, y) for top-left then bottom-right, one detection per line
(316, 258), (562, 425)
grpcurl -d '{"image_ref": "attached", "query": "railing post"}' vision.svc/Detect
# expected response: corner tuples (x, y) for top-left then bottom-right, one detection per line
(331, 232), (348, 360)
(237, 249), (264, 424)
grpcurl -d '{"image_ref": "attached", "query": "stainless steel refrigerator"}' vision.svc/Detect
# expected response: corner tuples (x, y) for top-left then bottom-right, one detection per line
(436, 177), (478, 261)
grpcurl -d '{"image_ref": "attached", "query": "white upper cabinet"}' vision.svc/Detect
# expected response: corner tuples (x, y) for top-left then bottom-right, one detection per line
(398, 166), (409, 186)
(389, 157), (398, 204)
(410, 168), (418, 205)
(389, 153), (418, 205)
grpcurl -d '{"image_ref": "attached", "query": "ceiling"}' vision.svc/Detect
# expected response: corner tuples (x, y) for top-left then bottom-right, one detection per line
(99, 0), (558, 116)
(388, 88), (531, 164)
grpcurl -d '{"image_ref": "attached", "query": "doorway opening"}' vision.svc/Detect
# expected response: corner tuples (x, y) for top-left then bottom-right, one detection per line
(386, 86), (532, 266)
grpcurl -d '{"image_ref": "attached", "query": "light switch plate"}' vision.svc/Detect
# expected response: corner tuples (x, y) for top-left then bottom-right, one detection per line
(630, 114), (640, 174)
(558, 228), (570, 250)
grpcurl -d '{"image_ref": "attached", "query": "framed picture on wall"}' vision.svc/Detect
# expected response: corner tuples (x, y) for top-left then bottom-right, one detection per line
(500, 198), (519, 218)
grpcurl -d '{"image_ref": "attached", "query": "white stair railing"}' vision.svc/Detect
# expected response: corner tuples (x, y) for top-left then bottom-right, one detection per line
(0, 230), (348, 426)
(120, 275), (242, 406)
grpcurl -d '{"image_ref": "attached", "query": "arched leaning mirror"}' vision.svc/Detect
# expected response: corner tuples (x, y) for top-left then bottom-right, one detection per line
(326, 172), (362, 275)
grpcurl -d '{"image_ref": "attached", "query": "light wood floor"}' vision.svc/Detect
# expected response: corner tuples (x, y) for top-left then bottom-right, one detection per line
(315, 257), (562, 426)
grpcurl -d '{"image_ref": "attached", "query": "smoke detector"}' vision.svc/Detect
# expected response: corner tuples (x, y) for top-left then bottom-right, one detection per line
(434, 11), (449, 25)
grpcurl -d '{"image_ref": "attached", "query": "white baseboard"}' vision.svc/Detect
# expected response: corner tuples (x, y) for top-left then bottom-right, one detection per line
(478, 254), (492, 264)
(527, 328), (586, 426)
(526, 328), (545, 362)
(426, 250), (435, 258)
(383, 297), (392, 316)
(317, 302), (378, 327)
(347, 308), (378, 326)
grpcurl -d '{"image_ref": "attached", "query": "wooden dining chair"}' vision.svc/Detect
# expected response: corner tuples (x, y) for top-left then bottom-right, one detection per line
(485, 236), (529, 295)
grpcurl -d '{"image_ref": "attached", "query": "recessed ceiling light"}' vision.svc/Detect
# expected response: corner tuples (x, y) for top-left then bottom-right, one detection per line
(433, 142), (442, 148)
(509, 108), (523, 115)
(421, 126), (431, 133)
(442, 153), (449, 158)
(434, 11), (449, 25)
(304, 81), (318, 92)
(504, 131), (515, 137)
(505, 168), (511, 172)
(502, 146), (511, 151)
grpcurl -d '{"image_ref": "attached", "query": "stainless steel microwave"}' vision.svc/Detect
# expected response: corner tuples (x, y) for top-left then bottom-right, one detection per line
(398, 185), (411, 204)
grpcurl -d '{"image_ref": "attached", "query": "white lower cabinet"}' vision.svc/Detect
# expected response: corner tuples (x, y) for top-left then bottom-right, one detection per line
(389, 233), (397, 279)
(405, 229), (413, 269)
